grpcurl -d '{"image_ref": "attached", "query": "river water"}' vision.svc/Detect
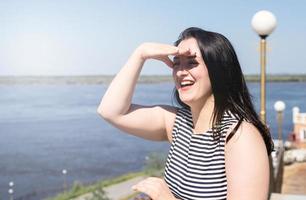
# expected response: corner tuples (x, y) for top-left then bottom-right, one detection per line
(0, 82), (305, 199)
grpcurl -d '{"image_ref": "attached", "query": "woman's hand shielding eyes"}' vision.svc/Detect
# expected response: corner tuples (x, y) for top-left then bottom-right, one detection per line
(134, 43), (195, 68)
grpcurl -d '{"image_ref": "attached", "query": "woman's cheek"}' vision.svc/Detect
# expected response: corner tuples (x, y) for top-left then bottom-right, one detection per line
(172, 70), (179, 89)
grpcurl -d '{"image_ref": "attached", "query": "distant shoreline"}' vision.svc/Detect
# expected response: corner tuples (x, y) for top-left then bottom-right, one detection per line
(0, 74), (306, 85)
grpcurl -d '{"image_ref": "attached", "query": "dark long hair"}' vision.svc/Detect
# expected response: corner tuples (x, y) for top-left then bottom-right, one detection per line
(173, 27), (273, 155)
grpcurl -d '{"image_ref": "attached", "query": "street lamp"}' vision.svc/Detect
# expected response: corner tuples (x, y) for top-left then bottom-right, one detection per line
(8, 189), (14, 200)
(251, 10), (277, 124)
(62, 169), (68, 191)
(8, 181), (14, 200)
(274, 101), (286, 145)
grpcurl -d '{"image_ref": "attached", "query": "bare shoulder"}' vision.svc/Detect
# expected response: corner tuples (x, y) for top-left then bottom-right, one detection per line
(225, 121), (270, 200)
(226, 121), (266, 150)
(225, 120), (268, 162)
(159, 105), (179, 143)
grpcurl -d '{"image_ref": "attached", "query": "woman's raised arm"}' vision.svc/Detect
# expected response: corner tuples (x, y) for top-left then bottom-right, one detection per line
(97, 43), (179, 142)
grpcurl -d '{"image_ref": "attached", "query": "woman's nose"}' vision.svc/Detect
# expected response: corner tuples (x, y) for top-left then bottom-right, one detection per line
(176, 66), (188, 76)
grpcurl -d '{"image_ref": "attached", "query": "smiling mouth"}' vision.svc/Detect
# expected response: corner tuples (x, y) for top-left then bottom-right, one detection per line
(179, 81), (194, 91)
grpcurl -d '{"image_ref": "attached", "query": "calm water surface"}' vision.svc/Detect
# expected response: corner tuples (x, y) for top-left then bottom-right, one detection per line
(0, 82), (306, 199)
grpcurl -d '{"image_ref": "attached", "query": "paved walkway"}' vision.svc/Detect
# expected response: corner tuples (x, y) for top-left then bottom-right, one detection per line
(282, 162), (306, 195)
(72, 176), (147, 200)
(271, 193), (306, 200)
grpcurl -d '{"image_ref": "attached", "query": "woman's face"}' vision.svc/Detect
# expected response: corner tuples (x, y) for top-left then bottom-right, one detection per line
(172, 37), (212, 106)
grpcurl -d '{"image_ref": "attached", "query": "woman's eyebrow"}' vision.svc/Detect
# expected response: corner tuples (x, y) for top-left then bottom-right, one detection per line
(173, 55), (197, 61)
(187, 55), (197, 60)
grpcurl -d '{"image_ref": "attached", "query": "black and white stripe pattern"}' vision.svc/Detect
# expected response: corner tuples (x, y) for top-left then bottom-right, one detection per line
(164, 108), (239, 200)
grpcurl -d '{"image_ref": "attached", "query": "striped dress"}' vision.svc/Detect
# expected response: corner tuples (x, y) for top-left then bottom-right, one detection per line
(164, 107), (239, 200)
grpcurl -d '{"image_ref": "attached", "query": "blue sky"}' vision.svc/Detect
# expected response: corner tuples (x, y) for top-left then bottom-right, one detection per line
(0, 0), (305, 76)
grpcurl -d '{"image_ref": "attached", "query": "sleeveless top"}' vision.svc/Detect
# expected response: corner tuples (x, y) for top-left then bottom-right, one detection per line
(164, 107), (239, 200)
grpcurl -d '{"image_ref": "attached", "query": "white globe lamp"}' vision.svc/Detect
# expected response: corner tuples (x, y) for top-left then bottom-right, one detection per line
(251, 10), (277, 38)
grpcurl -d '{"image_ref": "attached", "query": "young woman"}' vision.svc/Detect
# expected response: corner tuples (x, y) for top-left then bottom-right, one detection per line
(97, 27), (273, 200)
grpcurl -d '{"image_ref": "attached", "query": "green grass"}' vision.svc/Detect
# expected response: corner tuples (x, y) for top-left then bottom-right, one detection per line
(46, 171), (145, 200)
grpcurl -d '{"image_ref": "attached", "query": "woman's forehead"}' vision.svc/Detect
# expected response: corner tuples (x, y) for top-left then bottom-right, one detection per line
(178, 38), (200, 50)
(176, 38), (203, 60)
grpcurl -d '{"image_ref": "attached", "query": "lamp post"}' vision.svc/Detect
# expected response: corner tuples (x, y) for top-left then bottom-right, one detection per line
(8, 181), (14, 200)
(274, 101), (286, 145)
(251, 10), (277, 196)
(251, 10), (277, 124)
(8, 188), (14, 200)
(62, 169), (67, 191)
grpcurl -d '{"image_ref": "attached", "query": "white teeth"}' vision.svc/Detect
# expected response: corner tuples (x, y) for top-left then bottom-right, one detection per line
(180, 81), (194, 86)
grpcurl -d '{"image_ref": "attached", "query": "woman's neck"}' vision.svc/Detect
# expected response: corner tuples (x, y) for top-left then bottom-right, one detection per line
(189, 94), (215, 134)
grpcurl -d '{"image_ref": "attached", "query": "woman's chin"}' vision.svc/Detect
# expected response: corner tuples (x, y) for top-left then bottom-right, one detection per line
(179, 96), (194, 105)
